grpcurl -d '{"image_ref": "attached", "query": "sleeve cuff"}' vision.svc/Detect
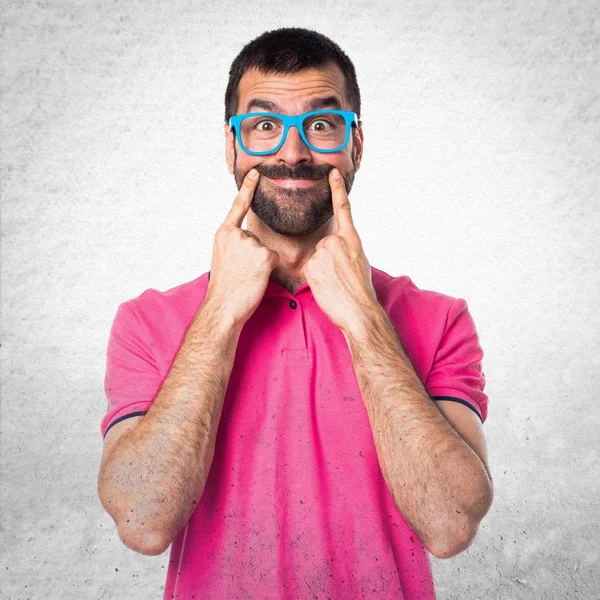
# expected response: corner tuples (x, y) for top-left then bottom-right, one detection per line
(101, 401), (153, 438)
(429, 393), (483, 424)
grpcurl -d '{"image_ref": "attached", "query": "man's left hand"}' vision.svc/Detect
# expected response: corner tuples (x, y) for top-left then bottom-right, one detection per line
(300, 168), (379, 333)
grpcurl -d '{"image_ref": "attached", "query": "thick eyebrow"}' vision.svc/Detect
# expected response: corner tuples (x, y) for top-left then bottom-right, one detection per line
(306, 96), (344, 111)
(245, 95), (344, 113)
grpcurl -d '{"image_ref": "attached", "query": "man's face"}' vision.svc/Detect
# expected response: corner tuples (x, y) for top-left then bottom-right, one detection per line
(224, 62), (363, 237)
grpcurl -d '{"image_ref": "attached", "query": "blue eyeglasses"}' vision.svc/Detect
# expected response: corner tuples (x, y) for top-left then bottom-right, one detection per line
(228, 110), (359, 156)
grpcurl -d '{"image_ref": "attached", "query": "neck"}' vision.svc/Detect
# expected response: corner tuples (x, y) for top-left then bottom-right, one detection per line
(246, 210), (335, 286)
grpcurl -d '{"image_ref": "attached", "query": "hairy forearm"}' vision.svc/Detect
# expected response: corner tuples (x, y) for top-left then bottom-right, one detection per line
(99, 299), (242, 554)
(342, 303), (493, 558)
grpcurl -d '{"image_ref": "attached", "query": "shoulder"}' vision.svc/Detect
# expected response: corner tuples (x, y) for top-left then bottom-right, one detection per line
(370, 265), (473, 380)
(371, 265), (456, 322)
(113, 272), (212, 364)
(123, 271), (211, 326)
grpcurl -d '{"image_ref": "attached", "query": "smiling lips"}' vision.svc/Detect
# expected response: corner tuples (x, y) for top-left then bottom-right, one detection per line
(267, 176), (324, 188)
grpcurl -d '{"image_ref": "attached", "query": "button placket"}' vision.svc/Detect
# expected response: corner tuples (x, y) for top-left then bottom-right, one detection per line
(281, 297), (310, 360)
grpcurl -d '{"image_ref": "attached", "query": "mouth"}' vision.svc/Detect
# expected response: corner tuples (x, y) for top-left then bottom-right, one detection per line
(267, 176), (324, 188)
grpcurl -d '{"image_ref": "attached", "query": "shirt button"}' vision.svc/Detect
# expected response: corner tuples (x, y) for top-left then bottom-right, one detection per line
(289, 299), (297, 310)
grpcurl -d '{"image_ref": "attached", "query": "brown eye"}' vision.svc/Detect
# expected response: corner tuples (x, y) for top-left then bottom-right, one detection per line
(257, 120), (275, 131)
(308, 119), (332, 132)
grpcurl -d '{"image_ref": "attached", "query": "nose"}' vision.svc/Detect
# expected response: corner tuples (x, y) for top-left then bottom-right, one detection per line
(275, 124), (312, 166)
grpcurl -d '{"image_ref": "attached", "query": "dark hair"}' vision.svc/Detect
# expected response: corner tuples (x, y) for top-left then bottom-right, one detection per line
(224, 27), (361, 123)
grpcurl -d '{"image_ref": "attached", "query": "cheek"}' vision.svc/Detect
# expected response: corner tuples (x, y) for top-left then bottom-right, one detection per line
(338, 154), (355, 173)
(235, 152), (262, 170)
(233, 152), (251, 172)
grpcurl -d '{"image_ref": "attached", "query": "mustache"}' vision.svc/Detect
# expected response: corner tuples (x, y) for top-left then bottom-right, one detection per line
(254, 164), (334, 180)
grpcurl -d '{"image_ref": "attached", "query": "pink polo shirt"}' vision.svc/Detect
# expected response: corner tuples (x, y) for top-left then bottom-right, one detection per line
(101, 266), (488, 600)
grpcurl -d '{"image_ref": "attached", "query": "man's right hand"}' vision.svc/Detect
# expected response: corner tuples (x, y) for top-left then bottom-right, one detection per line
(205, 169), (280, 326)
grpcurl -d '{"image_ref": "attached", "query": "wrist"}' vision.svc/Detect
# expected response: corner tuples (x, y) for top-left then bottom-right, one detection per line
(342, 301), (386, 344)
(198, 296), (244, 338)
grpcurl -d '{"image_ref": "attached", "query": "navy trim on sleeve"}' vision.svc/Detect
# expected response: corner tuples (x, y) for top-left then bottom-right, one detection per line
(431, 396), (483, 424)
(103, 411), (148, 439)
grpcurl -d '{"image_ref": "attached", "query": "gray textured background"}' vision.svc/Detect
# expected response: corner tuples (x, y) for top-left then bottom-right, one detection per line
(1, 1), (599, 599)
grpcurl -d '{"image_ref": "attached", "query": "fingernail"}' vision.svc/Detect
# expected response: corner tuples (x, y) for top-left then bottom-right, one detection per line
(332, 168), (342, 179)
(248, 169), (258, 178)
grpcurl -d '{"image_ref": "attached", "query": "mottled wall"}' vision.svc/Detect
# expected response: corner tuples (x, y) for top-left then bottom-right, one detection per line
(1, 1), (598, 598)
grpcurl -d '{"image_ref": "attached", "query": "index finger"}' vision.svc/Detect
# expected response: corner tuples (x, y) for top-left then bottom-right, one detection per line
(329, 168), (355, 237)
(223, 168), (260, 229)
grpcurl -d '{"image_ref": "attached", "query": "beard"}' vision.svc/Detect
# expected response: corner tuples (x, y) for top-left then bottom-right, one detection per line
(233, 146), (356, 237)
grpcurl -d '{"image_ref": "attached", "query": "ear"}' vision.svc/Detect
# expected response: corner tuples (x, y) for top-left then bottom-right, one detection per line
(352, 123), (364, 172)
(224, 122), (235, 174)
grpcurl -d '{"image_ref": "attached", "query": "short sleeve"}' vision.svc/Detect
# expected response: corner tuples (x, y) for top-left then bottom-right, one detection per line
(425, 298), (489, 423)
(100, 301), (164, 438)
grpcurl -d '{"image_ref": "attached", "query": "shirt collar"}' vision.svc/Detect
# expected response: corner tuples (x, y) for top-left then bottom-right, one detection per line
(208, 266), (382, 300)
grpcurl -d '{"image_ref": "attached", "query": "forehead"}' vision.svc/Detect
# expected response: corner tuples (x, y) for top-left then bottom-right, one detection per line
(236, 62), (348, 113)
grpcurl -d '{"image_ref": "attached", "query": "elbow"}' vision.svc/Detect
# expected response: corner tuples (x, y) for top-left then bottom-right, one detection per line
(429, 483), (494, 560)
(117, 524), (172, 556)
(426, 515), (481, 559)
(100, 502), (170, 556)
(427, 525), (476, 559)
(98, 483), (172, 556)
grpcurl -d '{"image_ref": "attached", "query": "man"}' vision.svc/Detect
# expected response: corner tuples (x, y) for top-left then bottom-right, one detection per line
(98, 27), (493, 600)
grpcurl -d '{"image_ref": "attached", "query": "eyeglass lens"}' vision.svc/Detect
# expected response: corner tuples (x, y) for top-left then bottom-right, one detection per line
(239, 112), (347, 153)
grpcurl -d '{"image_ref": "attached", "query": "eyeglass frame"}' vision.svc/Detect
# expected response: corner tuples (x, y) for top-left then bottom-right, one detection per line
(228, 109), (360, 156)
